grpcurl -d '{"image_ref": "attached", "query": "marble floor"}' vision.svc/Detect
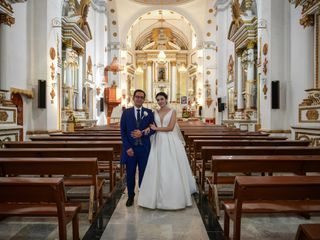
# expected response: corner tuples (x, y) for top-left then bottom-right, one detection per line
(100, 191), (209, 240)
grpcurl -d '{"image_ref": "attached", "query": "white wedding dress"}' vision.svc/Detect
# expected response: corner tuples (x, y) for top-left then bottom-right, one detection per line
(138, 109), (197, 210)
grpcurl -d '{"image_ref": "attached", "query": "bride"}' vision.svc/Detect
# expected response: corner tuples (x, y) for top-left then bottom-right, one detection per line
(138, 92), (197, 210)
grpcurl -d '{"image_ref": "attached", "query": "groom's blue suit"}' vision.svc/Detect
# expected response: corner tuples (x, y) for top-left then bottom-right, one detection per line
(120, 107), (154, 198)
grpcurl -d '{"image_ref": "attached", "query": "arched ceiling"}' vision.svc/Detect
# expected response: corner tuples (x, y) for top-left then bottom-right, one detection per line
(130, 0), (195, 5)
(127, 9), (197, 50)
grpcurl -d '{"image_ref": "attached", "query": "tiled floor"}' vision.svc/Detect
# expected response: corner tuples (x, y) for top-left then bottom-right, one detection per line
(100, 191), (209, 240)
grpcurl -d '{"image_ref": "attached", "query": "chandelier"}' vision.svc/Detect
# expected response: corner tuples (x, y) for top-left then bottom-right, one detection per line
(157, 50), (167, 63)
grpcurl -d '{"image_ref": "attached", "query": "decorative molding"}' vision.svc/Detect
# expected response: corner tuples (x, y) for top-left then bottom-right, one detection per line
(228, 17), (257, 50)
(62, 17), (91, 50)
(291, 0), (319, 27)
(295, 131), (320, 147)
(300, 14), (314, 27)
(0, 107), (16, 124)
(0, 13), (14, 26)
(10, 87), (33, 98)
(0, 0), (13, 13)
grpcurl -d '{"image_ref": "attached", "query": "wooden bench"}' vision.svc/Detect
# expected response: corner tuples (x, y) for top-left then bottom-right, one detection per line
(0, 177), (81, 240)
(222, 176), (320, 240)
(295, 224), (320, 240)
(29, 136), (121, 141)
(190, 139), (309, 174)
(0, 157), (103, 222)
(3, 140), (124, 178)
(200, 146), (320, 192)
(207, 155), (320, 217)
(0, 148), (116, 192)
(185, 136), (287, 155)
(49, 131), (120, 136)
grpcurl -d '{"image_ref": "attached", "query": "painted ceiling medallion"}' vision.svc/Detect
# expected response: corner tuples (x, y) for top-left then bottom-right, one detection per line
(132, 0), (194, 5)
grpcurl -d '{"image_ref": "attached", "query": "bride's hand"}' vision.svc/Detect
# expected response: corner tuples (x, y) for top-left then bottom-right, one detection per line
(150, 124), (157, 131)
(143, 127), (150, 135)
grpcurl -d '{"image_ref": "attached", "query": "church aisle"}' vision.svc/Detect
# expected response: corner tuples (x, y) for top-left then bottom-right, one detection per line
(100, 191), (209, 240)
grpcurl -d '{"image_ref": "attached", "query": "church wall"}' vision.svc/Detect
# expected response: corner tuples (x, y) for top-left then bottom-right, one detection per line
(2, 2), (31, 138)
(45, 0), (62, 132)
(28, 0), (49, 133)
(257, 0), (290, 131)
(215, 0), (234, 124)
(288, 4), (314, 128)
(269, 0), (290, 131)
(2, 3), (28, 91)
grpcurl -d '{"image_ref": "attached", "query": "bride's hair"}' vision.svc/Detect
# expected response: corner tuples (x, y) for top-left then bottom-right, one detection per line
(155, 92), (168, 100)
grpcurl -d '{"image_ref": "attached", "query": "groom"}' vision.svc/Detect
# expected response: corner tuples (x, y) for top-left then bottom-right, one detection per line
(120, 89), (154, 206)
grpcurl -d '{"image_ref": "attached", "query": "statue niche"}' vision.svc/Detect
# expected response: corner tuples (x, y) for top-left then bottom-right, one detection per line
(158, 67), (166, 81)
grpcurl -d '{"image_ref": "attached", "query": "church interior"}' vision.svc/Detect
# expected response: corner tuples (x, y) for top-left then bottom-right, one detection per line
(0, 0), (320, 239)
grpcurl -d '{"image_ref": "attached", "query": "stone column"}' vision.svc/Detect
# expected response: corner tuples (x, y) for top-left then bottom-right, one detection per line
(77, 53), (84, 110)
(246, 41), (255, 109)
(236, 50), (244, 110)
(65, 41), (74, 88)
(147, 61), (152, 101)
(0, 15), (14, 90)
(171, 61), (177, 101)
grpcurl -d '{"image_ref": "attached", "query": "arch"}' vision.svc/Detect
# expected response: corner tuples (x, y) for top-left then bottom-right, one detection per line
(120, 6), (203, 47)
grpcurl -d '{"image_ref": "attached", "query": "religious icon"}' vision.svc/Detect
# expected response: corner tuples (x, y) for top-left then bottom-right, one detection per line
(158, 68), (165, 81)
(181, 96), (187, 104)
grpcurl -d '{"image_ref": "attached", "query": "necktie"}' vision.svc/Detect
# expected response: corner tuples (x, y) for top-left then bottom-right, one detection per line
(137, 109), (141, 123)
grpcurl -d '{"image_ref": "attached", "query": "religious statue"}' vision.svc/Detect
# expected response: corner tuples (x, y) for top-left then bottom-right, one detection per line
(158, 68), (165, 81)
(227, 55), (234, 82)
(232, 0), (243, 28)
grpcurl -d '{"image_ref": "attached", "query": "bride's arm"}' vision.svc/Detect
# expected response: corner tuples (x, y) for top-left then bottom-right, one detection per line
(151, 111), (176, 132)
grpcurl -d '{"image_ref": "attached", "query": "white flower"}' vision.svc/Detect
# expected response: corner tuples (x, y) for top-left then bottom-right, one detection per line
(142, 111), (148, 119)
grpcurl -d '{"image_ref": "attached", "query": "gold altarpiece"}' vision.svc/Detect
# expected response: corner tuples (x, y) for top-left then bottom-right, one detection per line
(133, 27), (191, 106)
(61, 0), (96, 131)
(224, 0), (258, 131)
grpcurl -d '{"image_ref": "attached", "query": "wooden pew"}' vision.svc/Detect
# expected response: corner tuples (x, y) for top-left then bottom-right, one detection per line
(49, 131), (121, 136)
(183, 131), (268, 136)
(222, 176), (320, 240)
(186, 136), (287, 157)
(295, 224), (320, 240)
(207, 155), (320, 217)
(77, 125), (120, 131)
(0, 157), (102, 222)
(200, 146), (320, 192)
(191, 139), (310, 174)
(3, 141), (122, 152)
(29, 136), (121, 141)
(0, 148), (116, 192)
(0, 177), (81, 240)
(3, 140), (125, 178)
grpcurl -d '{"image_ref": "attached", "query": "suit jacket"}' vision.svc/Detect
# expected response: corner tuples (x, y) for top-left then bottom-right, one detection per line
(120, 107), (154, 164)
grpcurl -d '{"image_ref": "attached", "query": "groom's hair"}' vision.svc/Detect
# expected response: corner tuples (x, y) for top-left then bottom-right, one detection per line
(133, 89), (146, 98)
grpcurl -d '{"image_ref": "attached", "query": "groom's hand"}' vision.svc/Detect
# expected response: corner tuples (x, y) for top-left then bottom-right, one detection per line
(131, 130), (142, 138)
(126, 148), (134, 157)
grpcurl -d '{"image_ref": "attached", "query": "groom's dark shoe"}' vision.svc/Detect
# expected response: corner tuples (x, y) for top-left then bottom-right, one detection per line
(126, 197), (134, 207)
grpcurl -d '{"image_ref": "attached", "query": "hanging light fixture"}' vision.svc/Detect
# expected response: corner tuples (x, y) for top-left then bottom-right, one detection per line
(157, 10), (167, 63)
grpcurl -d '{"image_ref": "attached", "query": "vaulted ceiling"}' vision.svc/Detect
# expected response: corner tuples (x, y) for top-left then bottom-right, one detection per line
(130, 0), (195, 5)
